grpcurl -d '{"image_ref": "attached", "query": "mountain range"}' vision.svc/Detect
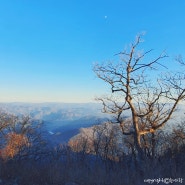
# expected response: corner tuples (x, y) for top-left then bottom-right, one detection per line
(0, 102), (185, 145)
(0, 102), (109, 144)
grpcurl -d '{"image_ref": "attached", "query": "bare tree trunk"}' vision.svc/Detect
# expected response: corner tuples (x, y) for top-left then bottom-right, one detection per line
(94, 34), (185, 161)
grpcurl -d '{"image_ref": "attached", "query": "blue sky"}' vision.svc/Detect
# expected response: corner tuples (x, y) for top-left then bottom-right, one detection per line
(0, 0), (185, 103)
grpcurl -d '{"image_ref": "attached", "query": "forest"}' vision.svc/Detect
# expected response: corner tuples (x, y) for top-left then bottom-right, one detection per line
(0, 35), (185, 185)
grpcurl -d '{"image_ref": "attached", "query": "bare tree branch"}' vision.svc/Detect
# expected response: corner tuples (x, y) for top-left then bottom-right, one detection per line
(94, 34), (185, 158)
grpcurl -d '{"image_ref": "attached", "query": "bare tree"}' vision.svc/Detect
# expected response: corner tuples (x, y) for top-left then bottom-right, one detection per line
(0, 112), (46, 160)
(94, 34), (185, 159)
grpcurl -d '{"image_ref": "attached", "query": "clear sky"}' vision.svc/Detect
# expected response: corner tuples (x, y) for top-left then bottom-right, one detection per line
(0, 0), (185, 103)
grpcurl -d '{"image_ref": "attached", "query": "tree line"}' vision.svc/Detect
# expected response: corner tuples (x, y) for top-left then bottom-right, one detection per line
(0, 34), (185, 185)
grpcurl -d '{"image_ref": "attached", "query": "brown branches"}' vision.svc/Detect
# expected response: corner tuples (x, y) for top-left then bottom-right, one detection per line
(94, 33), (185, 157)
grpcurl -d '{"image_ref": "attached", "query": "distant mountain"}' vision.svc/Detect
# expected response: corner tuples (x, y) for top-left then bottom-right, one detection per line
(0, 103), (110, 144)
(0, 102), (184, 144)
(46, 116), (108, 144)
(0, 102), (105, 121)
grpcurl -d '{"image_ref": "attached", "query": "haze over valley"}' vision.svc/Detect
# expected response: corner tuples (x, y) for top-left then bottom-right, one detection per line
(0, 102), (110, 144)
(1, 102), (185, 145)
